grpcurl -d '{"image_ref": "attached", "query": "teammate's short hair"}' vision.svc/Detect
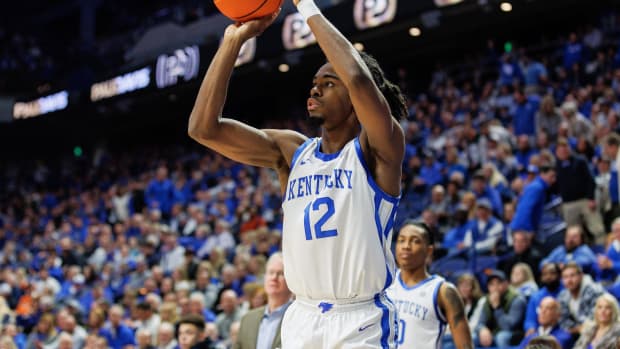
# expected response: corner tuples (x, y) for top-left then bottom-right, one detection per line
(399, 220), (434, 246)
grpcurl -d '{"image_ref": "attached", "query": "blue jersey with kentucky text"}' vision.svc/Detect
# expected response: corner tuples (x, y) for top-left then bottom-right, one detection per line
(386, 272), (447, 349)
(281, 137), (399, 300)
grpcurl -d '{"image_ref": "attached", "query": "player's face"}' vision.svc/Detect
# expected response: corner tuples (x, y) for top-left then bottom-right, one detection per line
(307, 63), (355, 128)
(395, 225), (431, 271)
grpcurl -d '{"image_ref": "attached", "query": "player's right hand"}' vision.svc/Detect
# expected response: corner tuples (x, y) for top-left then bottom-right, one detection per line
(225, 8), (281, 42)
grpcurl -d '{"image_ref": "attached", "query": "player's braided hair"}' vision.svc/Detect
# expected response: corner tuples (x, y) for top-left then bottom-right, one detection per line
(359, 51), (408, 121)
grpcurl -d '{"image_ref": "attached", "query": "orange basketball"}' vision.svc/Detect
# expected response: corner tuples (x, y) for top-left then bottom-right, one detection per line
(214, 0), (284, 22)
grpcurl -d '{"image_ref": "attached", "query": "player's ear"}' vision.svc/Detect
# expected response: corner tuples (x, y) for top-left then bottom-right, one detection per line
(425, 244), (434, 265)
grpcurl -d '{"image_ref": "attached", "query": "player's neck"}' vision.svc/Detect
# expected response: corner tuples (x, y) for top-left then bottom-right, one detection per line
(320, 126), (359, 153)
(400, 268), (430, 286)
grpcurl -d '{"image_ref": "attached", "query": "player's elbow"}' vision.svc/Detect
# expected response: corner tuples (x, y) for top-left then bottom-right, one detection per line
(188, 113), (216, 141)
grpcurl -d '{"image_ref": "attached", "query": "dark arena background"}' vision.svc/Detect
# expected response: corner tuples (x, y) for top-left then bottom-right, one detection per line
(1, 0), (620, 348)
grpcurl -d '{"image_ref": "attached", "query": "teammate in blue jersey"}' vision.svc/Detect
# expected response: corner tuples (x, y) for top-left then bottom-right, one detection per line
(387, 221), (473, 349)
(187, 0), (407, 347)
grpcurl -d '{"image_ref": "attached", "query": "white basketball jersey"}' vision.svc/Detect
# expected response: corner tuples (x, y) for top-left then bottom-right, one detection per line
(282, 137), (399, 300)
(386, 272), (447, 349)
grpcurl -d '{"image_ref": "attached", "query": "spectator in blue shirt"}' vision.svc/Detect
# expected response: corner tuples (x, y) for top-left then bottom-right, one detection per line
(498, 53), (523, 86)
(523, 262), (564, 336)
(512, 88), (540, 136)
(100, 305), (136, 349)
(596, 217), (620, 290)
(510, 164), (556, 234)
(146, 166), (175, 216)
(539, 225), (597, 272)
(518, 297), (573, 349)
(470, 170), (503, 218)
(563, 33), (584, 69)
(522, 55), (548, 92)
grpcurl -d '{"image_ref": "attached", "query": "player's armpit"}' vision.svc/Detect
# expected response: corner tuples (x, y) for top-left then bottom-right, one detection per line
(440, 283), (474, 349)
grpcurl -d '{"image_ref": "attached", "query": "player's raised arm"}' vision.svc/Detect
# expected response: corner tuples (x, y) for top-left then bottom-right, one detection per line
(439, 283), (474, 349)
(188, 11), (305, 170)
(293, 0), (405, 168)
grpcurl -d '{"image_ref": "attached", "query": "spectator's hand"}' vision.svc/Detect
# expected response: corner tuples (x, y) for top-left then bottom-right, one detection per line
(525, 328), (536, 337)
(479, 327), (493, 347)
(598, 255), (612, 270)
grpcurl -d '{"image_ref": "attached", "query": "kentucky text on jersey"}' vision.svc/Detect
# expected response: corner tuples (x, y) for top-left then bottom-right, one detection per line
(285, 169), (354, 202)
(391, 299), (430, 321)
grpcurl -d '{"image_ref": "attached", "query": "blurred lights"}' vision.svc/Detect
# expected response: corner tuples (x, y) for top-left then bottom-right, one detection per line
(353, 42), (365, 51)
(278, 64), (290, 73)
(409, 27), (422, 37)
(500, 2), (512, 12)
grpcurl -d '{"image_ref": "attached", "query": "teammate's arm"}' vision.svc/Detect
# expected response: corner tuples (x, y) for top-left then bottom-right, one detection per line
(188, 12), (306, 170)
(294, 0), (404, 190)
(439, 283), (474, 349)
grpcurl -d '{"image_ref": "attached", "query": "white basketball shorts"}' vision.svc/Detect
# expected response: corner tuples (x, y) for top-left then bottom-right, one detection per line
(281, 292), (398, 349)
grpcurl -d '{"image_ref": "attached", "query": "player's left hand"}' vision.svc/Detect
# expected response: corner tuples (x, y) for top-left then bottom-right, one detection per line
(224, 8), (281, 42)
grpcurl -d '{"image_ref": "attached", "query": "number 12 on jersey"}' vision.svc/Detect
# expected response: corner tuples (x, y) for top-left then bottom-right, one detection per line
(303, 197), (338, 240)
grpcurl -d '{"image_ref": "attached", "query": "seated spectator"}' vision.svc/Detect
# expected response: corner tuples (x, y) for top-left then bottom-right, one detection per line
(462, 198), (505, 255)
(215, 290), (243, 341)
(470, 171), (503, 217)
(539, 225), (597, 273)
(510, 263), (539, 300)
(442, 204), (471, 249)
(24, 313), (57, 349)
(524, 335), (562, 349)
(100, 305), (136, 349)
(475, 270), (526, 349)
(558, 262), (605, 335)
(135, 328), (155, 349)
(456, 273), (485, 331)
(518, 297), (573, 349)
(596, 217), (620, 285)
(524, 262), (564, 336)
(499, 230), (544, 280)
(155, 322), (176, 349)
(573, 293), (620, 349)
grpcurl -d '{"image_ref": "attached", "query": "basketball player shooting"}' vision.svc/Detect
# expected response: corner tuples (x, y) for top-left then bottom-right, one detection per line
(187, 0), (407, 347)
(387, 222), (473, 349)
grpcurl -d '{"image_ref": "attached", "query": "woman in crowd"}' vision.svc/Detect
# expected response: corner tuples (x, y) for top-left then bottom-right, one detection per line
(510, 263), (539, 299)
(24, 313), (57, 349)
(573, 293), (620, 349)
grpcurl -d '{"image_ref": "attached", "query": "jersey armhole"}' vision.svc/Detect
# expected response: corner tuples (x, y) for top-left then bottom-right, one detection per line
(353, 137), (400, 204)
(433, 281), (448, 324)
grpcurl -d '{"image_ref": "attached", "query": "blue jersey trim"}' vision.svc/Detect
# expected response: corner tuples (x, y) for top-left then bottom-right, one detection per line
(383, 204), (398, 240)
(433, 280), (447, 324)
(433, 280), (447, 349)
(374, 294), (391, 349)
(383, 264), (393, 290)
(374, 193), (384, 245)
(435, 321), (446, 349)
(397, 272), (437, 291)
(353, 138), (400, 204)
(290, 137), (315, 171)
(313, 138), (344, 161)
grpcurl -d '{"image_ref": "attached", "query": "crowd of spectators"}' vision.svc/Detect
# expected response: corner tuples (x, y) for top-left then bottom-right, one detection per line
(4, 7), (620, 349)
